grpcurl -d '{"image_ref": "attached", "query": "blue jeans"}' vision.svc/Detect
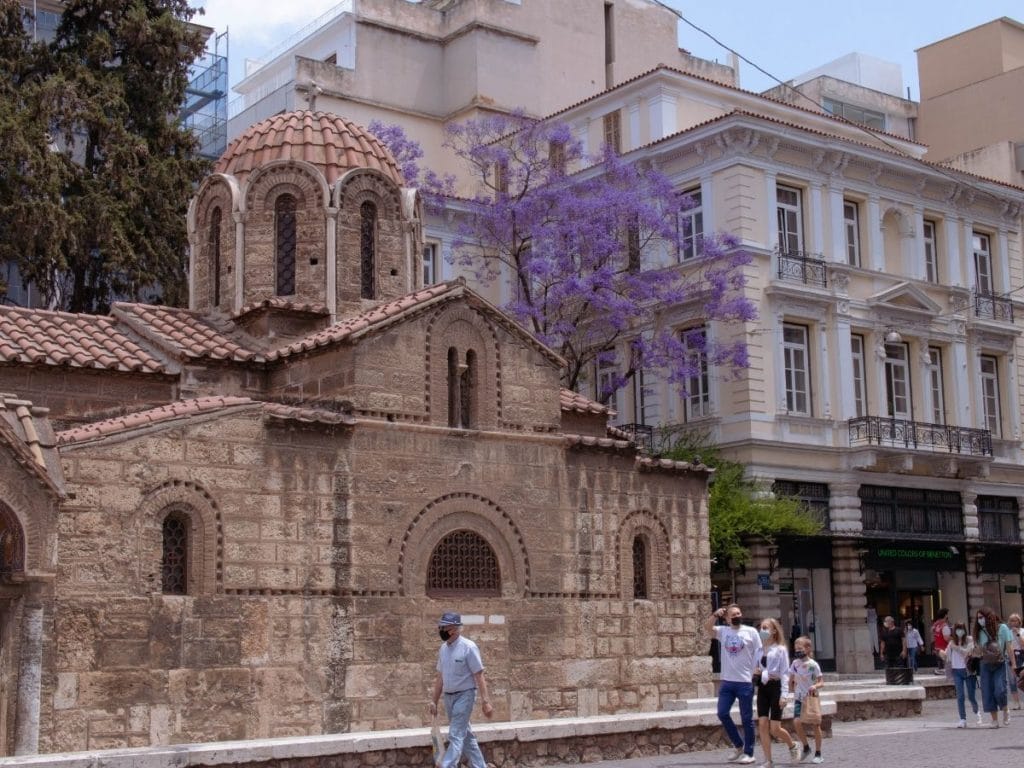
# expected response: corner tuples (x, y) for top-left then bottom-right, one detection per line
(952, 668), (978, 720)
(717, 680), (755, 756)
(907, 647), (918, 671)
(441, 689), (486, 768)
(978, 660), (1007, 713)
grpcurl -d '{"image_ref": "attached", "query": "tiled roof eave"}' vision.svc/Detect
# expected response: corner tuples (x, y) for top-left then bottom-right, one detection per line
(0, 420), (65, 498)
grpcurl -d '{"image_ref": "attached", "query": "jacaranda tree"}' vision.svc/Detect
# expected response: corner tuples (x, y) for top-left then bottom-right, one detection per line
(373, 112), (757, 401)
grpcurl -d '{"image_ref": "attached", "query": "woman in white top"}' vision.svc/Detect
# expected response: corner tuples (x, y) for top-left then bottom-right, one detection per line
(754, 618), (799, 768)
(945, 620), (980, 727)
(1008, 613), (1023, 710)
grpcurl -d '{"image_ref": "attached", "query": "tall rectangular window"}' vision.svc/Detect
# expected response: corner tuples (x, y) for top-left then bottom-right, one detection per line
(776, 185), (804, 255)
(844, 201), (861, 266)
(973, 232), (993, 295)
(634, 369), (660, 425)
(927, 347), (945, 424)
(423, 242), (439, 286)
(596, 352), (621, 421)
(681, 327), (710, 420)
(603, 110), (621, 154)
(980, 355), (1001, 437)
(678, 188), (704, 261)
(782, 323), (811, 415)
(851, 334), (867, 418)
(884, 342), (911, 420)
(923, 220), (938, 283)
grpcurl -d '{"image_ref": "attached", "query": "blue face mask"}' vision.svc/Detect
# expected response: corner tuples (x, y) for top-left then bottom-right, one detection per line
(759, 629), (771, 641)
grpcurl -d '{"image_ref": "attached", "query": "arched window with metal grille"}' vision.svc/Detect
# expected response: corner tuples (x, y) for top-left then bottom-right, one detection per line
(632, 534), (649, 599)
(426, 530), (500, 597)
(275, 194), (297, 296)
(360, 200), (377, 299)
(209, 207), (222, 307)
(162, 512), (189, 595)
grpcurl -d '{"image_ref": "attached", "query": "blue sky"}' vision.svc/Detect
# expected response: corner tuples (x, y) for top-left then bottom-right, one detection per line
(195, 0), (1021, 101)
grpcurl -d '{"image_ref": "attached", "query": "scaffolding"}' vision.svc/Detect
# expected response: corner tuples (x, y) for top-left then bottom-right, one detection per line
(182, 28), (229, 162)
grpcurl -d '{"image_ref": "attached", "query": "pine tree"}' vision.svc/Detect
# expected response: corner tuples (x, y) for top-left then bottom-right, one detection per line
(0, 0), (209, 312)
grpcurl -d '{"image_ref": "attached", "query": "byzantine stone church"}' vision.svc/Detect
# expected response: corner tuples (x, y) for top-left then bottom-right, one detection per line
(0, 111), (711, 755)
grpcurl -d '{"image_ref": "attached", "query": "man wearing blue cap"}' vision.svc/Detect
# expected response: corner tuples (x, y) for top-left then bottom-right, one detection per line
(428, 611), (493, 768)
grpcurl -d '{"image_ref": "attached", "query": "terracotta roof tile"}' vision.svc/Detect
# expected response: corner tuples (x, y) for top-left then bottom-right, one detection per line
(56, 396), (257, 445)
(266, 281), (459, 361)
(112, 303), (262, 363)
(233, 297), (331, 320)
(215, 110), (405, 186)
(559, 389), (612, 415)
(0, 306), (166, 373)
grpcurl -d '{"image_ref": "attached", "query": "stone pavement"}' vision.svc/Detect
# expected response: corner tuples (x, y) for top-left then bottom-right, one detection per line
(542, 700), (1024, 767)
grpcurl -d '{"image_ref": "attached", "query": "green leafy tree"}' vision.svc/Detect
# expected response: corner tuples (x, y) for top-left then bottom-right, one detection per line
(662, 429), (821, 567)
(0, 0), (209, 312)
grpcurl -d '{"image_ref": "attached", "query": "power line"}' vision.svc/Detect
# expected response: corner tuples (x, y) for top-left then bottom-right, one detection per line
(652, 1), (1021, 209)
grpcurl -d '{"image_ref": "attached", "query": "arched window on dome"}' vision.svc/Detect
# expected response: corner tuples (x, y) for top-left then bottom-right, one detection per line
(209, 207), (222, 307)
(161, 510), (189, 595)
(426, 529), (500, 597)
(275, 194), (297, 296)
(360, 200), (376, 299)
(632, 534), (649, 599)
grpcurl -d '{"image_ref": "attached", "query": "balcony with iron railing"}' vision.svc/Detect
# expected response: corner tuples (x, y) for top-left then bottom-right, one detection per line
(776, 249), (828, 288)
(848, 416), (992, 457)
(978, 512), (1021, 544)
(973, 290), (1014, 323)
(861, 504), (964, 538)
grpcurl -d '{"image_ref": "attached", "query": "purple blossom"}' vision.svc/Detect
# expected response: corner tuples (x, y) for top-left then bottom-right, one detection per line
(374, 114), (757, 402)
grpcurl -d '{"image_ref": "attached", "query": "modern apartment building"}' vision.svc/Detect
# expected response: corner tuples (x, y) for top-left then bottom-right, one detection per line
(916, 17), (1024, 187)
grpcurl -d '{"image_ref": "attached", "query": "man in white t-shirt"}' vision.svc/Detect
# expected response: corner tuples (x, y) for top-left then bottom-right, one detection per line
(705, 603), (761, 764)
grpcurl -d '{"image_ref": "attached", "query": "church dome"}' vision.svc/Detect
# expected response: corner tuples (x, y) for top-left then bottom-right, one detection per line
(215, 110), (405, 186)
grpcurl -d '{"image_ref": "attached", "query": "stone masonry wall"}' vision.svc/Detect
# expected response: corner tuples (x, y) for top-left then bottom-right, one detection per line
(0, 368), (176, 424)
(34, 402), (712, 753)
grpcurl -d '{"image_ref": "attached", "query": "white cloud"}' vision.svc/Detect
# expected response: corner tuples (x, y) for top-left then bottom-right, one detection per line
(194, 0), (345, 49)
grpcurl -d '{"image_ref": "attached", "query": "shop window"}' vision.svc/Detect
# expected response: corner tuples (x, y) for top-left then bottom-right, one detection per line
(426, 530), (500, 596)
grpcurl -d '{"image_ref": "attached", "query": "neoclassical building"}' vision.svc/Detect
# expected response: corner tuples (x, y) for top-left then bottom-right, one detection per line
(0, 112), (712, 755)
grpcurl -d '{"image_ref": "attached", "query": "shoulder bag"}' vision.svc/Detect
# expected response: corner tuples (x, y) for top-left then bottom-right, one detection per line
(981, 639), (1004, 668)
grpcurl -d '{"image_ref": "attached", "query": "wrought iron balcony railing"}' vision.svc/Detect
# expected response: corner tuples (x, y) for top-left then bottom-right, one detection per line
(978, 513), (1021, 543)
(848, 416), (992, 457)
(776, 250), (827, 288)
(974, 291), (1014, 322)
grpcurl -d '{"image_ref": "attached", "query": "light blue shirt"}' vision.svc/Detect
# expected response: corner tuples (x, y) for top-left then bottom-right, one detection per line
(437, 635), (484, 693)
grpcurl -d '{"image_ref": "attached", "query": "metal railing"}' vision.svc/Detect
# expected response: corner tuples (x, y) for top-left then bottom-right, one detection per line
(776, 250), (827, 288)
(973, 291), (1014, 322)
(978, 512), (1021, 543)
(848, 416), (992, 456)
(861, 505), (964, 537)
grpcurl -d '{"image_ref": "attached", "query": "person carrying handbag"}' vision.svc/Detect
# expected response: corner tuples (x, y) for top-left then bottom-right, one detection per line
(945, 621), (981, 727)
(788, 636), (824, 764)
(973, 606), (1013, 727)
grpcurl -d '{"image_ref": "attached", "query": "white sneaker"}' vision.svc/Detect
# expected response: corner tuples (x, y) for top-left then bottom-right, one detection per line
(956, 719), (966, 728)
(976, 712), (983, 725)
(758, 762), (774, 768)
(737, 757), (756, 766)
(728, 748), (744, 763)
(1003, 710), (1010, 725)
(789, 743), (801, 763)
(811, 757), (823, 765)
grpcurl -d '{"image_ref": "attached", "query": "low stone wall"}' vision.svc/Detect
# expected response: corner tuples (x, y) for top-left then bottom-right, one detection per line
(827, 684), (924, 722)
(0, 708), (836, 768)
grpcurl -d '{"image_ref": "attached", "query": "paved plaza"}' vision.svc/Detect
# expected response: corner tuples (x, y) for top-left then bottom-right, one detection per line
(546, 701), (1024, 767)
